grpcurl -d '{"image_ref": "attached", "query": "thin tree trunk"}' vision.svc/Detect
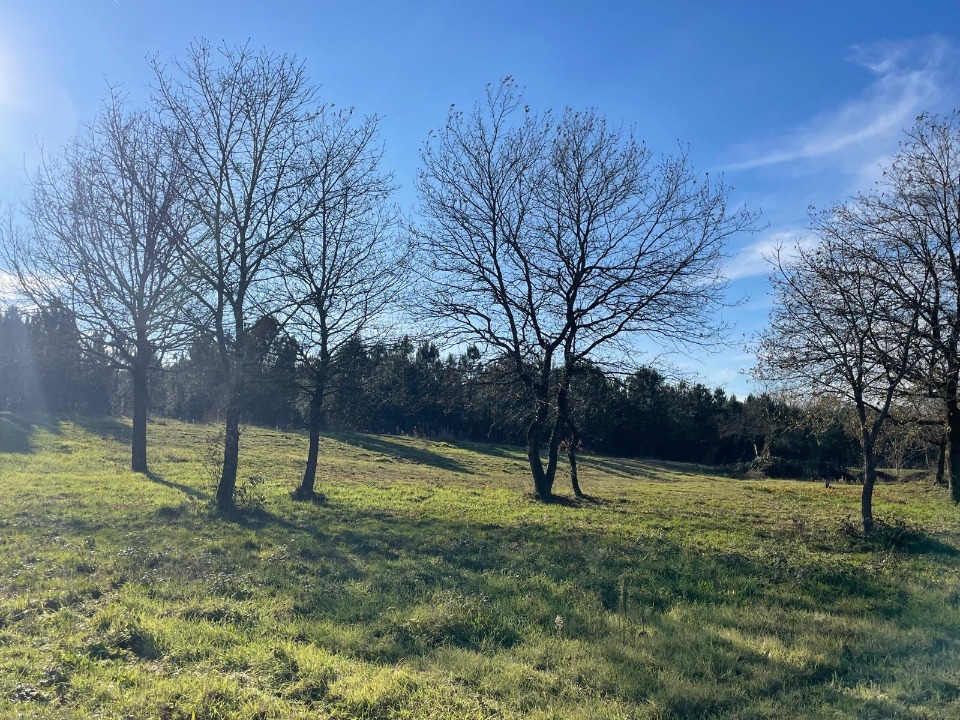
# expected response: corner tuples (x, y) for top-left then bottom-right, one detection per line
(948, 397), (960, 503)
(555, 376), (583, 497)
(294, 382), (324, 500)
(568, 422), (583, 498)
(217, 382), (241, 510)
(936, 431), (948, 486)
(544, 421), (562, 490)
(862, 441), (877, 534)
(130, 356), (149, 474)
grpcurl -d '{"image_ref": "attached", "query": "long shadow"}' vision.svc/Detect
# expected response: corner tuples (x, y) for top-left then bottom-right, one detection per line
(222, 496), (916, 619)
(453, 439), (520, 460)
(578, 456), (666, 480)
(580, 455), (737, 482)
(71, 415), (133, 445)
(328, 432), (474, 475)
(0, 411), (61, 453)
(210, 494), (948, 714)
(858, 520), (960, 557)
(143, 469), (208, 500)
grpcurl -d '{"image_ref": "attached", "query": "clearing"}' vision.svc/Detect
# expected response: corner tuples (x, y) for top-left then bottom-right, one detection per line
(0, 414), (958, 719)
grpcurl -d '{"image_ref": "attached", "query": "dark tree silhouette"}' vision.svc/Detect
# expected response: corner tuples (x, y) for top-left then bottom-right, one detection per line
(829, 112), (960, 504)
(416, 79), (754, 497)
(3, 94), (190, 472)
(153, 41), (330, 509)
(756, 227), (928, 532)
(279, 110), (406, 501)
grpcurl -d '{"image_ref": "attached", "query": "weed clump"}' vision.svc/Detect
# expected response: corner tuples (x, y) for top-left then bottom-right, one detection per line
(88, 609), (164, 660)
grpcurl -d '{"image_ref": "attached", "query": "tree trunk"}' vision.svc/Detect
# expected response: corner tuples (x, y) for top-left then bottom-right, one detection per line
(130, 357), (149, 474)
(862, 444), (877, 534)
(294, 383), (324, 500)
(555, 377), (583, 497)
(217, 385), (241, 510)
(936, 432), (948, 486)
(568, 422), (583, 498)
(527, 383), (560, 496)
(948, 397), (960, 504)
(527, 416), (552, 497)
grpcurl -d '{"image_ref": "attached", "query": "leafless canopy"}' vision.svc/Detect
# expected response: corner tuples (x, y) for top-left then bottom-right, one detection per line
(3, 92), (191, 472)
(152, 41), (332, 508)
(416, 79), (754, 496)
(417, 81), (750, 371)
(152, 41), (325, 357)
(10, 93), (190, 372)
(277, 110), (407, 499)
(756, 232), (926, 412)
(280, 110), (405, 372)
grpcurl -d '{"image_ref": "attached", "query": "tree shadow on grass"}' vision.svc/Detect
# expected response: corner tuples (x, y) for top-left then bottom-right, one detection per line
(526, 492), (610, 508)
(856, 520), (960, 557)
(454, 439), (520, 460)
(0, 412), (61, 453)
(71, 415), (133, 445)
(143, 470), (208, 501)
(580, 455), (735, 482)
(328, 432), (474, 475)
(214, 497), (939, 712)
(11, 474), (956, 716)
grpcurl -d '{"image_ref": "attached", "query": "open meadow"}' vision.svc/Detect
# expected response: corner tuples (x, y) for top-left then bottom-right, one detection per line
(0, 413), (958, 719)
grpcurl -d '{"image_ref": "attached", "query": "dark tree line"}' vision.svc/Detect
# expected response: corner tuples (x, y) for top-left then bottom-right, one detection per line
(0, 304), (113, 415)
(0, 304), (868, 477)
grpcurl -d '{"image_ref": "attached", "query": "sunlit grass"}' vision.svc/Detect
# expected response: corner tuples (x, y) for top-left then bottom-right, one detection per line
(0, 412), (958, 718)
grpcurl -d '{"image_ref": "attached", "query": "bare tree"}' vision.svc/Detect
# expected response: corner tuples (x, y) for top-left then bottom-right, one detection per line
(537, 109), (750, 495)
(832, 112), (960, 503)
(756, 228), (928, 532)
(416, 80), (753, 498)
(153, 42), (328, 509)
(2, 94), (190, 473)
(279, 110), (406, 501)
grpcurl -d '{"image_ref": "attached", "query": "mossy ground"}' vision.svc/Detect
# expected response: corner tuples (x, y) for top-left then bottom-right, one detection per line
(0, 412), (958, 719)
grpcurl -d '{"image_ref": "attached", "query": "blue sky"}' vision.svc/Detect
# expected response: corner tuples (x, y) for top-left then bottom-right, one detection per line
(1, 0), (959, 396)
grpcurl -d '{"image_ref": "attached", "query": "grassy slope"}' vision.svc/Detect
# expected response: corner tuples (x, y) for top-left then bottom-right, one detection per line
(0, 413), (958, 719)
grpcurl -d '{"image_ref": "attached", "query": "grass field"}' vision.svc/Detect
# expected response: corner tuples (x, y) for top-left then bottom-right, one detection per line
(0, 412), (958, 719)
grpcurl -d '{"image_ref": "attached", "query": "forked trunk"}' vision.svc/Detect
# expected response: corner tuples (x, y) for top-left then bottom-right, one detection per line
(527, 393), (559, 497)
(527, 418), (552, 497)
(555, 378), (583, 497)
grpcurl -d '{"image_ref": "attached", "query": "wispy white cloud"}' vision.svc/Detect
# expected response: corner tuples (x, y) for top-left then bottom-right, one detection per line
(724, 229), (817, 281)
(724, 36), (956, 173)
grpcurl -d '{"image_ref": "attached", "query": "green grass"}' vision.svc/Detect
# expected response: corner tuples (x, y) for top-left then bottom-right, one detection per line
(0, 412), (959, 719)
